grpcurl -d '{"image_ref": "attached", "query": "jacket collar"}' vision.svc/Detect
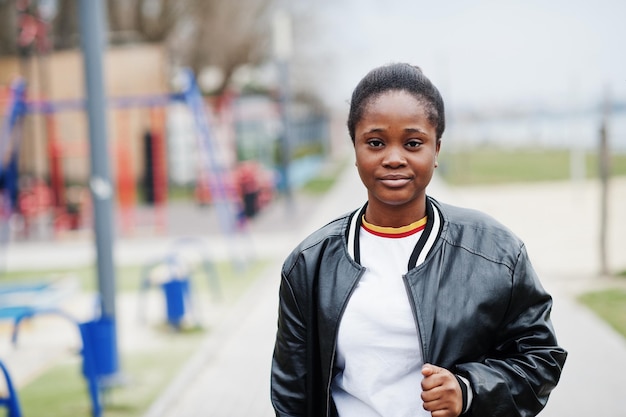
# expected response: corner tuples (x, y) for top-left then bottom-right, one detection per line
(346, 197), (444, 270)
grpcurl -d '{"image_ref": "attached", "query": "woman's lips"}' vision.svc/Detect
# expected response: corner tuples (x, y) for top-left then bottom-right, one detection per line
(379, 176), (412, 188)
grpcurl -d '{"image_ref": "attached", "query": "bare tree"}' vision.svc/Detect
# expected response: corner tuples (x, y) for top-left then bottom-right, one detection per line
(107, 0), (187, 44)
(172, 0), (274, 93)
(0, 1), (18, 56)
(107, 0), (126, 33)
(0, 0), (277, 95)
(134, 0), (184, 42)
(50, 0), (78, 50)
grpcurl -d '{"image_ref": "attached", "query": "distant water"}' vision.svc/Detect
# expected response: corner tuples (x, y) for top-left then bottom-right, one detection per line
(446, 109), (626, 152)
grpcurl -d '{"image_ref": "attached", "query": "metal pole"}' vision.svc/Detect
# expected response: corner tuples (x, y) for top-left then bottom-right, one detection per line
(78, 0), (117, 319)
(598, 89), (611, 276)
(278, 59), (293, 205)
(273, 10), (293, 207)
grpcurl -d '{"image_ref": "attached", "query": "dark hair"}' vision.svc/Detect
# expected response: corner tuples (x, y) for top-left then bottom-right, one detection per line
(347, 63), (445, 141)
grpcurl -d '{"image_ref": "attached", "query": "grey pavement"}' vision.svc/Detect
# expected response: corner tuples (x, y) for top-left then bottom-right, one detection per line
(449, 178), (626, 417)
(145, 167), (626, 417)
(2, 161), (626, 416)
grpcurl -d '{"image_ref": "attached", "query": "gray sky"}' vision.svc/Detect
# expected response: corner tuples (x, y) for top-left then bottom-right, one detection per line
(303, 0), (625, 112)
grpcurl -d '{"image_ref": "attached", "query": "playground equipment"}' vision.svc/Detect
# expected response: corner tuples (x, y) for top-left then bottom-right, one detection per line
(0, 277), (77, 320)
(140, 255), (194, 329)
(0, 358), (21, 417)
(178, 68), (243, 235)
(139, 236), (221, 329)
(0, 80), (25, 265)
(11, 309), (121, 417)
(0, 69), (251, 415)
(0, 69), (248, 241)
(0, 276), (115, 417)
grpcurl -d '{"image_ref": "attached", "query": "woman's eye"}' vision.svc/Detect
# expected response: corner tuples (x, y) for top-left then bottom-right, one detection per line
(406, 140), (422, 148)
(368, 139), (384, 147)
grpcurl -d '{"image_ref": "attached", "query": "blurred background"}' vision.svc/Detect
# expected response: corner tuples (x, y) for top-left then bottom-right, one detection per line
(0, 0), (624, 241)
(0, 1), (625, 416)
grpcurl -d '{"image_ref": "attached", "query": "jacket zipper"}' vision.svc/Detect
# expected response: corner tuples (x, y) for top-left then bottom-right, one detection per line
(325, 267), (365, 417)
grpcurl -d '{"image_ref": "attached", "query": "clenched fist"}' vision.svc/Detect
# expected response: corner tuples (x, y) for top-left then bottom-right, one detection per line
(421, 364), (463, 417)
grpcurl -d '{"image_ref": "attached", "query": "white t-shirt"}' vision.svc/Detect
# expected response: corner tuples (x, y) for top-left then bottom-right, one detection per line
(331, 215), (431, 417)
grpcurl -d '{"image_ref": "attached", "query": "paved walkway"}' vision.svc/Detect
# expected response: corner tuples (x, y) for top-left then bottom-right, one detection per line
(148, 168), (626, 417)
(450, 178), (626, 417)
(2, 163), (626, 416)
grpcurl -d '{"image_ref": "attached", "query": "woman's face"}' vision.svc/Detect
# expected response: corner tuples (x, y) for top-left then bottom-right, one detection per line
(353, 90), (440, 225)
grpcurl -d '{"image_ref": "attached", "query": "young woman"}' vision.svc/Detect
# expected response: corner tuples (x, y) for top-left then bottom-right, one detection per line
(271, 63), (566, 417)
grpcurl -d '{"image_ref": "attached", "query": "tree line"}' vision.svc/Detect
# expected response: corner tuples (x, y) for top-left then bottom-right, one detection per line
(0, 0), (276, 94)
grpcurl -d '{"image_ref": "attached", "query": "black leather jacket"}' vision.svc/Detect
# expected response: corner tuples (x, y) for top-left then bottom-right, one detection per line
(271, 197), (567, 417)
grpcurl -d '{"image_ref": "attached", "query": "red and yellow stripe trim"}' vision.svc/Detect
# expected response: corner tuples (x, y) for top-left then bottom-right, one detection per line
(361, 215), (427, 238)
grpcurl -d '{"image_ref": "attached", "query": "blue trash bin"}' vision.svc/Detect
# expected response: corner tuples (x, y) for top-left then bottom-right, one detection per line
(79, 317), (119, 378)
(161, 278), (190, 328)
(78, 317), (119, 417)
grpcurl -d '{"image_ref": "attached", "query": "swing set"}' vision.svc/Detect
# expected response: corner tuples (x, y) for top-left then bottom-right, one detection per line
(0, 70), (251, 417)
(0, 69), (244, 244)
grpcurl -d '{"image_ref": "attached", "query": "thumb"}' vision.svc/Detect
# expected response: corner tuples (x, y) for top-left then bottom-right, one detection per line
(421, 363), (440, 377)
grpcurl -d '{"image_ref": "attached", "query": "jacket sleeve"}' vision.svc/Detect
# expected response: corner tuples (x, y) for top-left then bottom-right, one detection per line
(456, 244), (567, 417)
(271, 268), (308, 416)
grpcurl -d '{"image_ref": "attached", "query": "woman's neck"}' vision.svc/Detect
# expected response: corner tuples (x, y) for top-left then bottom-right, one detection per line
(364, 198), (427, 228)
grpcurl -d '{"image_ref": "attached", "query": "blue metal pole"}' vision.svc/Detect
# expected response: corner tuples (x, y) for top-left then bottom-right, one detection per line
(77, 0), (117, 323)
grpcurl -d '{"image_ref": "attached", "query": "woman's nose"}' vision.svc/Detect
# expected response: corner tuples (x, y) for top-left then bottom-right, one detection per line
(382, 146), (406, 167)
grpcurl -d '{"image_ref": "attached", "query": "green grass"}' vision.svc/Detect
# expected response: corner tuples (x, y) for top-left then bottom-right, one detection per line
(302, 176), (336, 194)
(0, 259), (266, 295)
(3, 258), (269, 417)
(167, 184), (196, 202)
(578, 288), (626, 339)
(17, 337), (202, 417)
(301, 159), (348, 195)
(439, 147), (626, 185)
(0, 264), (144, 293)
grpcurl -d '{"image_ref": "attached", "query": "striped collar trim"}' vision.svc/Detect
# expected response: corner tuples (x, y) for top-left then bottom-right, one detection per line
(361, 215), (427, 238)
(348, 198), (443, 270)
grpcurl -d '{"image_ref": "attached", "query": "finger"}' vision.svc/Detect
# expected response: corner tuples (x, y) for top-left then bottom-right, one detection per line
(422, 377), (438, 391)
(422, 363), (441, 377)
(431, 410), (456, 417)
(422, 397), (446, 412)
(422, 368), (457, 392)
(423, 396), (460, 417)
(421, 387), (442, 403)
(422, 368), (446, 391)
